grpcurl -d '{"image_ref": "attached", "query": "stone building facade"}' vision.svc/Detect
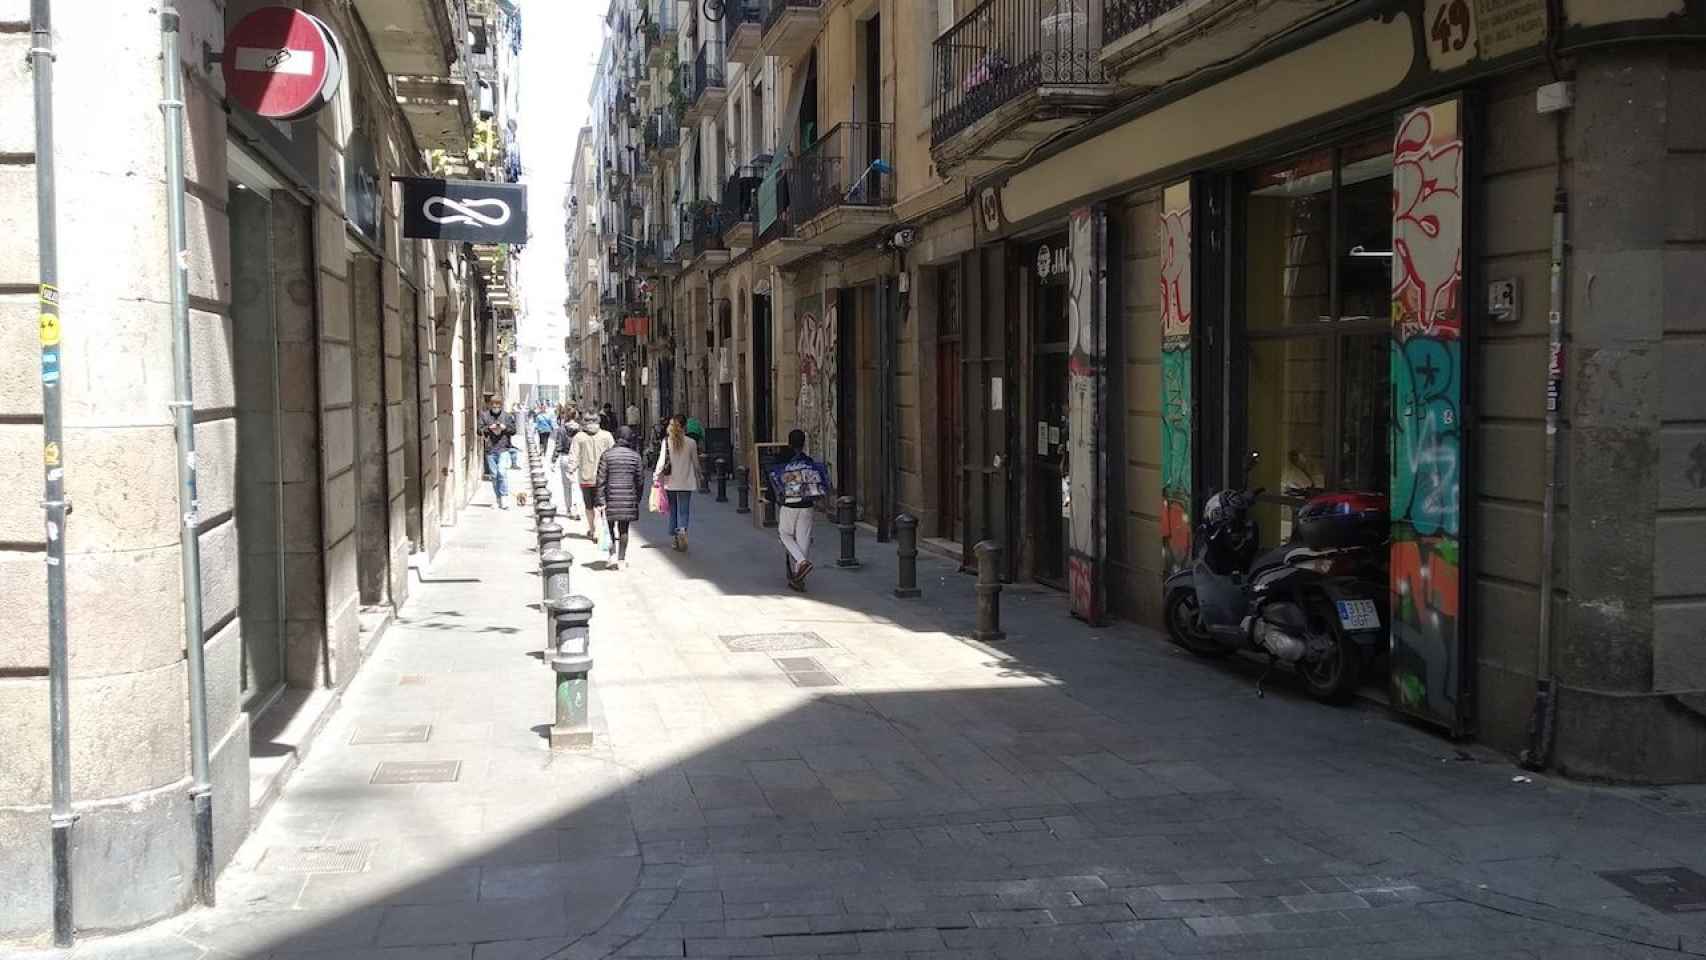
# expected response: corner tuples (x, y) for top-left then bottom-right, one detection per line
(0, 0), (515, 942)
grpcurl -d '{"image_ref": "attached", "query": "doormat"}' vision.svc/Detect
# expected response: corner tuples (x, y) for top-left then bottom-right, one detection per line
(720, 632), (829, 653)
(1598, 867), (1706, 913)
(371, 760), (462, 784)
(257, 843), (373, 875)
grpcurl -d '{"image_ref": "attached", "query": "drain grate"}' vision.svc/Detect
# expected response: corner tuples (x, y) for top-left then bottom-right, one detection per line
(773, 656), (840, 688)
(350, 723), (432, 745)
(371, 760), (462, 784)
(257, 843), (372, 875)
(721, 632), (829, 653)
(1599, 867), (1706, 913)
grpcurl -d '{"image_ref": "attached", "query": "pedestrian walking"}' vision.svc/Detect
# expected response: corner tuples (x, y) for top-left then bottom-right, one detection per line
(768, 428), (831, 591)
(625, 401), (640, 433)
(654, 413), (701, 552)
(507, 403), (524, 469)
(553, 414), (583, 520)
(533, 406), (555, 457)
(567, 418), (614, 539)
(595, 427), (646, 570)
(478, 396), (517, 509)
(600, 403), (618, 433)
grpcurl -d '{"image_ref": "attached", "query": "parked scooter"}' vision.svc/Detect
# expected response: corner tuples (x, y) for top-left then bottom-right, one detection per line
(1162, 477), (1388, 702)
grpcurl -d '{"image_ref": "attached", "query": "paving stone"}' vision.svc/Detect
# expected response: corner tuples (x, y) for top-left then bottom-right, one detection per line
(1152, 882), (1241, 901)
(1280, 892), (1372, 913)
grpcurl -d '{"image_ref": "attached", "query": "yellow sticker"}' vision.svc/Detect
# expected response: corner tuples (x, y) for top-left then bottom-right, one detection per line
(44, 442), (60, 466)
(39, 312), (60, 346)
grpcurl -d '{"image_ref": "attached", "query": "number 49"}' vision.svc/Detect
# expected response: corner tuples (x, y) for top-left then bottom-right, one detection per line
(1433, 0), (1473, 54)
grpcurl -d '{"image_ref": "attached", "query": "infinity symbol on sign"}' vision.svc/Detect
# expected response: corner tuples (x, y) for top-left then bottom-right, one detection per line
(423, 196), (512, 227)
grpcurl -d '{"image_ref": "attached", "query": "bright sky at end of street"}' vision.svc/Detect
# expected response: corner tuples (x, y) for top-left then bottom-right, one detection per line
(516, 0), (604, 334)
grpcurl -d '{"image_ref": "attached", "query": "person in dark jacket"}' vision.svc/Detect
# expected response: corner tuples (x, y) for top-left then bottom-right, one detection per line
(478, 395), (517, 509)
(767, 428), (832, 591)
(595, 426), (646, 570)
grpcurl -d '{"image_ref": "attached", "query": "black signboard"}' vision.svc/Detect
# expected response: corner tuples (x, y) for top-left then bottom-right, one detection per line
(398, 177), (528, 244)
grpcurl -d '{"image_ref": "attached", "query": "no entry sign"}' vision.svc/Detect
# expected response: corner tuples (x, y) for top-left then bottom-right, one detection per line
(221, 7), (343, 120)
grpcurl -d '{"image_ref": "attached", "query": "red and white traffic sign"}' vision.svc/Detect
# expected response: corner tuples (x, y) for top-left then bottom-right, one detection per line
(221, 7), (343, 120)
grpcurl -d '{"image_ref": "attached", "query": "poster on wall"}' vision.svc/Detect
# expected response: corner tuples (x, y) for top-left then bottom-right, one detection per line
(795, 295), (836, 486)
(1159, 182), (1194, 580)
(1389, 98), (1469, 733)
(1066, 206), (1106, 624)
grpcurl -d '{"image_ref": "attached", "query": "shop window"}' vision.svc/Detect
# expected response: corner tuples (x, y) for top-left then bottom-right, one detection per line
(1240, 132), (1393, 545)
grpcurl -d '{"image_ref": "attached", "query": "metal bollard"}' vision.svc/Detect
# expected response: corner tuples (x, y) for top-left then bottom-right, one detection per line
(537, 517), (564, 558)
(548, 595), (595, 749)
(697, 453), (710, 493)
(736, 465), (751, 514)
(534, 491), (554, 522)
(974, 540), (1004, 643)
(715, 458), (729, 502)
(836, 496), (860, 568)
(540, 546), (572, 604)
(894, 514), (921, 598)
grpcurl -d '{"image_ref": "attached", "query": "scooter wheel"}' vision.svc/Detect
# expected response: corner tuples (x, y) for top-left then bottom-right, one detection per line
(1164, 588), (1231, 659)
(1299, 601), (1364, 704)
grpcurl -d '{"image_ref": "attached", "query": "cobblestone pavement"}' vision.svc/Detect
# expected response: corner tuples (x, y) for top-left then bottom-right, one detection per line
(19, 459), (1706, 960)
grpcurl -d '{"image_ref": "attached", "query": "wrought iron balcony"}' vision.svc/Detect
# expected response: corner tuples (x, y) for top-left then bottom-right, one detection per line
(931, 0), (1108, 148)
(721, 164), (766, 247)
(724, 0), (764, 65)
(645, 109), (682, 155)
(789, 122), (895, 243)
(681, 202), (728, 260)
(759, 0), (822, 63)
(687, 39), (728, 122)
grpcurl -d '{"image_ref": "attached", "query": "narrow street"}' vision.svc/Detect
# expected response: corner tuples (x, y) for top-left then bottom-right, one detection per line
(29, 458), (1706, 960)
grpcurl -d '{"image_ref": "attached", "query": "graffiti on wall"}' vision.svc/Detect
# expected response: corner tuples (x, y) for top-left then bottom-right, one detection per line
(796, 296), (836, 484)
(1389, 101), (1466, 729)
(1066, 207), (1102, 622)
(1159, 182), (1194, 577)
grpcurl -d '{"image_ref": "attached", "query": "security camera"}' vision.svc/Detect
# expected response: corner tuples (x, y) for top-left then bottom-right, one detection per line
(890, 227), (918, 249)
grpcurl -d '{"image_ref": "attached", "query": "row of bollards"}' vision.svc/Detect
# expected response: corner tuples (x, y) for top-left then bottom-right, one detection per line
(524, 430), (595, 749)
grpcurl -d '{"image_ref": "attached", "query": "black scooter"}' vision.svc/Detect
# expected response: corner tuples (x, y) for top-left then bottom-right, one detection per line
(1162, 485), (1389, 702)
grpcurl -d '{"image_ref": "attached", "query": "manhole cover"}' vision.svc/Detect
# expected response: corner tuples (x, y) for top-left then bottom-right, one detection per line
(721, 632), (829, 653)
(371, 760), (462, 784)
(774, 657), (823, 672)
(1599, 867), (1706, 913)
(258, 843), (372, 874)
(350, 724), (432, 745)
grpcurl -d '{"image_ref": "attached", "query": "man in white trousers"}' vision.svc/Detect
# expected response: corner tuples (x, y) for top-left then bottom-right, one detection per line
(768, 429), (832, 592)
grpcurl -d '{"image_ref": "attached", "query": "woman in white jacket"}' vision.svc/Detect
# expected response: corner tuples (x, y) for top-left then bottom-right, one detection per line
(654, 414), (701, 551)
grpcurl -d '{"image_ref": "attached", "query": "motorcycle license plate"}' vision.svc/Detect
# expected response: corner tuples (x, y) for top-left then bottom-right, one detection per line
(1335, 599), (1381, 631)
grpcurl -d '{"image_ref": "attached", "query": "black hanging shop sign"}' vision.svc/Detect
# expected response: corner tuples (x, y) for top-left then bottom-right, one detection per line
(397, 177), (529, 244)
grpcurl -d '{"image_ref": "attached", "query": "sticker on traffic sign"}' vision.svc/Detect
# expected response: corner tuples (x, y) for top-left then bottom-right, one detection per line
(222, 7), (343, 120)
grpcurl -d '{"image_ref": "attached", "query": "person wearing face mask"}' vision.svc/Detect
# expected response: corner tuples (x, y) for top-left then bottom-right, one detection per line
(478, 395), (517, 509)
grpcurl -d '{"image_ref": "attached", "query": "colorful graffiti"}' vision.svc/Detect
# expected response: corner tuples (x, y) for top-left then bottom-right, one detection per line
(1159, 182), (1194, 577)
(1066, 207), (1103, 623)
(796, 296), (836, 484)
(1389, 101), (1466, 729)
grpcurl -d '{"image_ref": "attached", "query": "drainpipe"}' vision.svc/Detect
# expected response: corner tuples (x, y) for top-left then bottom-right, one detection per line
(1522, 7), (1569, 772)
(159, 5), (215, 904)
(31, 0), (74, 946)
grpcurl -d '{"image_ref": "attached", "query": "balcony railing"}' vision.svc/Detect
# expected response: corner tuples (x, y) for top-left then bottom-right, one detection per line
(931, 0), (1106, 146)
(788, 122), (894, 225)
(681, 203), (728, 258)
(761, 0), (821, 34)
(722, 165), (765, 224)
(691, 40), (726, 103)
(723, 0), (762, 44)
(1103, 0), (1190, 44)
(645, 109), (681, 152)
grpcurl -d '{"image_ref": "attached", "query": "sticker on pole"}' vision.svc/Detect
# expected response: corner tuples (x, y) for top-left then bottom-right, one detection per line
(221, 7), (344, 120)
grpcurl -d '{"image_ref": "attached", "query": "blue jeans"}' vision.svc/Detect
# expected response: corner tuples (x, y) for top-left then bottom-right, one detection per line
(485, 449), (508, 500)
(666, 490), (692, 534)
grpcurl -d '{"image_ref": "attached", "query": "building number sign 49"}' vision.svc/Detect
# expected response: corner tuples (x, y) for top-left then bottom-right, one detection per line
(1422, 0), (1548, 73)
(1431, 0), (1472, 55)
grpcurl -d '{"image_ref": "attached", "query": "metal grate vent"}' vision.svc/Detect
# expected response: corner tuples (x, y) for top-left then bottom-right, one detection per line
(258, 843), (372, 875)
(371, 760), (462, 784)
(350, 724), (433, 745)
(721, 632), (829, 653)
(1599, 868), (1706, 913)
